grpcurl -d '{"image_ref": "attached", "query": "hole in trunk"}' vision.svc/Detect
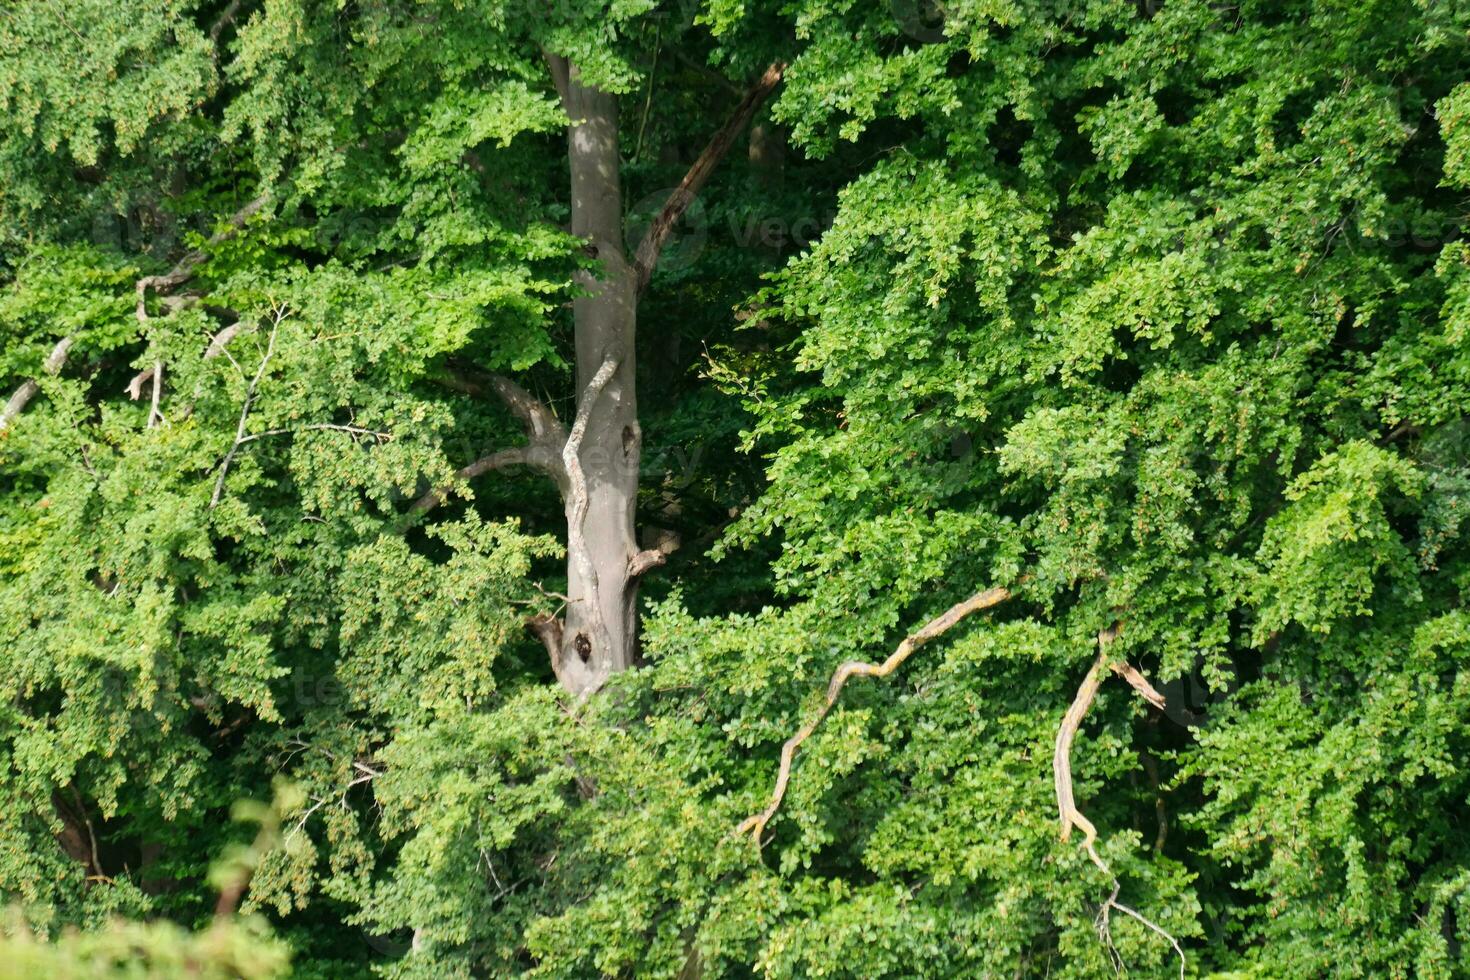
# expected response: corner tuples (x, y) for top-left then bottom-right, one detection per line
(574, 632), (592, 663)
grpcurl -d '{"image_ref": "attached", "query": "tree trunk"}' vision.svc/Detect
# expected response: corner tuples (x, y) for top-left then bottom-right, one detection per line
(557, 68), (641, 697)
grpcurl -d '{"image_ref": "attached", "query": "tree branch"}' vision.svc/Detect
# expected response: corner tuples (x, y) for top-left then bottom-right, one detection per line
(734, 586), (1013, 845)
(1052, 626), (1184, 979)
(0, 336), (73, 432)
(543, 51), (570, 107)
(134, 193), (268, 321)
(529, 614), (566, 684)
(632, 61), (786, 294)
(210, 306), (284, 508)
(434, 362), (570, 495)
(410, 448), (536, 514)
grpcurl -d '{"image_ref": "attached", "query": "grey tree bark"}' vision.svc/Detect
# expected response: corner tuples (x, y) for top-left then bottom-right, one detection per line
(552, 64), (642, 696)
(458, 55), (784, 697)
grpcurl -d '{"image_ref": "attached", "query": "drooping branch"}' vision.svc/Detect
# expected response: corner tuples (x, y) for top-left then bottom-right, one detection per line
(632, 61), (786, 294)
(734, 586), (1013, 845)
(1052, 626), (1185, 979)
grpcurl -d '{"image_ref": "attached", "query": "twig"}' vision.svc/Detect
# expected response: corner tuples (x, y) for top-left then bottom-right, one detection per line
(734, 586), (1013, 845)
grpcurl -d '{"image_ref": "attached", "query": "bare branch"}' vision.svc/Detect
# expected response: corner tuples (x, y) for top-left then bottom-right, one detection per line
(126, 366), (155, 401)
(1110, 660), (1166, 710)
(435, 363), (570, 497)
(628, 548), (667, 577)
(208, 0), (243, 46)
(632, 62), (786, 294)
(734, 586), (1013, 845)
(440, 365), (568, 446)
(1052, 626), (1183, 979)
(211, 307), (284, 508)
(1, 336), (74, 432)
(148, 359), (165, 428)
(41, 336), (73, 374)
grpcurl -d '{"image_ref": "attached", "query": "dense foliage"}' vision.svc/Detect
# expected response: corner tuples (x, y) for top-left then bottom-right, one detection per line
(2, 0), (1469, 976)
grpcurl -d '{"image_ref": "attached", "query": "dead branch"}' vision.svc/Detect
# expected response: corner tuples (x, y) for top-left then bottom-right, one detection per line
(734, 586), (1013, 845)
(632, 62), (786, 294)
(0, 336), (73, 431)
(208, 0), (244, 46)
(1052, 626), (1184, 979)
(126, 365), (155, 400)
(1110, 660), (1166, 710)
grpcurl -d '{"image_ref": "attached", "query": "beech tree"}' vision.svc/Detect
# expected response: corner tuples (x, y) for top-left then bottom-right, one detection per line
(2, 0), (1470, 977)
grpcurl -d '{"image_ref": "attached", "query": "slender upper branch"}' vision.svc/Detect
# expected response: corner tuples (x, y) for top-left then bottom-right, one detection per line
(632, 61), (786, 294)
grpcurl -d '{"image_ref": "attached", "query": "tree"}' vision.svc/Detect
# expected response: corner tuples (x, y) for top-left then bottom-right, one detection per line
(513, 52), (783, 695)
(2, 0), (1470, 977)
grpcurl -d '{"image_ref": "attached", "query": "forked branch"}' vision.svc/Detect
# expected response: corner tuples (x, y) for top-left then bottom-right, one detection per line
(734, 586), (1013, 845)
(435, 363), (570, 495)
